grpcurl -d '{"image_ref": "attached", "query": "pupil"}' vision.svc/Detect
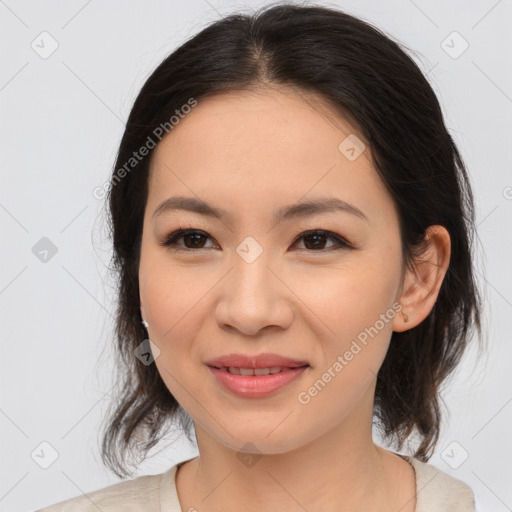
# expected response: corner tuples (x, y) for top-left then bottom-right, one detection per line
(185, 233), (204, 248)
(305, 234), (325, 250)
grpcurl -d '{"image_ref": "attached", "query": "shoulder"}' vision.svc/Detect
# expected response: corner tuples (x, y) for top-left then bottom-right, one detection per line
(36, 469), (170, 512)
(404, 456), (475, 512)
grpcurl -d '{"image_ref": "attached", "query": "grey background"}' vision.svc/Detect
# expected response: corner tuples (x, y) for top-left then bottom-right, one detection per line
(1, 0), (511, 511)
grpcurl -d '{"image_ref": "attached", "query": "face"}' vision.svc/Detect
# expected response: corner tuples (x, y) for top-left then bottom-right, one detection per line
(138, 87), (406, 454)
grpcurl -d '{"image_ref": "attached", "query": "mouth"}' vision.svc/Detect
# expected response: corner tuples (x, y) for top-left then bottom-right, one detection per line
(207, 365), (309, 376)
(205, 364), (310, 398)
(204, 352), (310, 371)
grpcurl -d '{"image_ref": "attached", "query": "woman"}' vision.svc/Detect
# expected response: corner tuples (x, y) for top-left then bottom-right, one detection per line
(39, 3), (483, 511)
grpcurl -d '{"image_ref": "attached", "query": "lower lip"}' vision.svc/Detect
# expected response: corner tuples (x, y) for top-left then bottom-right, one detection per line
(207, 365), (309, 398)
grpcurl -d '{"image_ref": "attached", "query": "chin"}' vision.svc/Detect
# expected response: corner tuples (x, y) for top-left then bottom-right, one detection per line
(212, 427), (307, 456)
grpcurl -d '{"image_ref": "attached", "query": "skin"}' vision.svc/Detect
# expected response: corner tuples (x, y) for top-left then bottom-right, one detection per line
(138, 86), (451, 512)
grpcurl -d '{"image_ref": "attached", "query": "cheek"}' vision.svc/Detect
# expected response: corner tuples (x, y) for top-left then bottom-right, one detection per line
(291, 255), (400, 337)
(291, 254), (402, 409)
(144, 281), (205, 361)
(144, 276), (212, 412)
(294, 264), (398, 424)
(140, 248), (208, 334)
(139, 256), (207, 381)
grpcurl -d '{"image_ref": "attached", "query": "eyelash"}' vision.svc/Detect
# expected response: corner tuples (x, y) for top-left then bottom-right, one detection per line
(159, 227), (353, 253)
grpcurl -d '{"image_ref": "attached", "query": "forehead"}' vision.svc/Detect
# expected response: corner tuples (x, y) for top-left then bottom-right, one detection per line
(151, 87), (365, 170)
(147, 88), (397, 228)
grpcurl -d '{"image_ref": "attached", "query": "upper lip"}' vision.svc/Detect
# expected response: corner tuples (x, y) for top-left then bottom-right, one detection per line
(205, 353), (310, 369)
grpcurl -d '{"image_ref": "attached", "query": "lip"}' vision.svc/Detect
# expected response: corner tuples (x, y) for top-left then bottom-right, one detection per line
(207, 365), (309, 398)
(204, 352), (309, 369)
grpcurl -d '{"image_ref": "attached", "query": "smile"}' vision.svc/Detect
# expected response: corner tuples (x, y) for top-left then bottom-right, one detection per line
(207, 364), (309, 397)
(215, 366), (302, 375)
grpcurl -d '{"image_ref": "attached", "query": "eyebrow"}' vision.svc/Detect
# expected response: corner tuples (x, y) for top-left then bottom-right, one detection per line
(152, 195), (368, 227)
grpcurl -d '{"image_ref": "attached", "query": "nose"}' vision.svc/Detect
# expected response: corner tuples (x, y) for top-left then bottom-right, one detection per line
(214, 254), (294, 336)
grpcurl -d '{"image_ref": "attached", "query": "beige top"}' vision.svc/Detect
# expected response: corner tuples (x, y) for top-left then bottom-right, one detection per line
(38, 454), (475, 511)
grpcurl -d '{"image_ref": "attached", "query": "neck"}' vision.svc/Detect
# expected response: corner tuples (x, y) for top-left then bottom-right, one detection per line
(175, 390), (415, 511)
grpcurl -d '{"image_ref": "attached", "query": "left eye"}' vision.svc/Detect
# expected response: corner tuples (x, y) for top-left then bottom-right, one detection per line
(293, 229), (351, 251)
(160, 228), (352, 252)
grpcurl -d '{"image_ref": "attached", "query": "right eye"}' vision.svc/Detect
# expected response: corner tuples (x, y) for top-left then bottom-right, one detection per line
(160, 228), (218, 251)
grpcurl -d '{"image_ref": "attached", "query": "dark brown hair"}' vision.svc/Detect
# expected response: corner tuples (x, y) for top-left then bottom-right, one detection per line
(100, 2), (483, 479)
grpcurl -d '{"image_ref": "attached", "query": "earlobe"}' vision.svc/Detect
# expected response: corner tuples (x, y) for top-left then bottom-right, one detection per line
(140, 305), (149, 329)
(393, 225), (451, 332)
(393, 301), (411, 333)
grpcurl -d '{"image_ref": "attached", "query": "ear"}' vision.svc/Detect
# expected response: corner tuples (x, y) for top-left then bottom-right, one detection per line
(140, 304), (146, 320)
(393, 225), (451, 332)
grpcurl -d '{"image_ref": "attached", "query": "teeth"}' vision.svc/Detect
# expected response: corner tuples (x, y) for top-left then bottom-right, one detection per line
(220, 366), (288, 375)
